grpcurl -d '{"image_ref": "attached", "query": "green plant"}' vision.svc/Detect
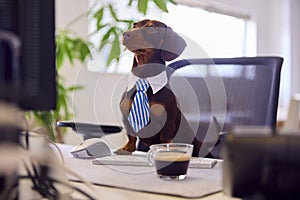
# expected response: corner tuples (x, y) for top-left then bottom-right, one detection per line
(30, 0), (175, 142)
(89, 0), (176, 66)
(31, 30), (91, 142)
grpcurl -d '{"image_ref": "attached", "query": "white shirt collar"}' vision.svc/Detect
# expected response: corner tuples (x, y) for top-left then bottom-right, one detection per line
(127, 70), (168, 94)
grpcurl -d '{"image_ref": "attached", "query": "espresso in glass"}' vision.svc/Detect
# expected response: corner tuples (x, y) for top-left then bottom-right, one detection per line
(148, 143), (193, 180)
(154, 151), (190, 180)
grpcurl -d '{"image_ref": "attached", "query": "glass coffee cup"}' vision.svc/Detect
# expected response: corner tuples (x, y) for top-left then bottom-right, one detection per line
(148, 143), (194, 180)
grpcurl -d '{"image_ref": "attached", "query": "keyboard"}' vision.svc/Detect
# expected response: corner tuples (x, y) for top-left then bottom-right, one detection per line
(92, 155), (217, 169)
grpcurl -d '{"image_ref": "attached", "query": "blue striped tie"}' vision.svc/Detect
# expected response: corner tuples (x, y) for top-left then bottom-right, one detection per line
(128, 79), (150, 133)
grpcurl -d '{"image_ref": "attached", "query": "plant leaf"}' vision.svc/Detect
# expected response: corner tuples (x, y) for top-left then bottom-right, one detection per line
(56, 43), (64, 69)
(118, 19), (135, 25)
(67, 85), (84, 91)
(128, 0), (134, 6)
(109, 4), (118, 21)
(73, 38), (92, 62)
(63, 38), (74, 65)
(89, 24), (107, 37)
(96, 23), (107, 31)
(138, 0), (148, 15)
(168, 0), (177, 5)
(153, 0), (168, 12)
(60, 93), (70, 119)
(99, 27), (114, 50)
(94, 7), (105, 31)
(93, 7), (104, 21)
(107, 33), (120, 66)
(33, 111), (56, 141)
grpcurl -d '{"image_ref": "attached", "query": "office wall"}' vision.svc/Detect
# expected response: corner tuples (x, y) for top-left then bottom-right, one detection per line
(290, 0), (300, 97)
(212, 0), (299, 117)
(56, 0), (299, 143)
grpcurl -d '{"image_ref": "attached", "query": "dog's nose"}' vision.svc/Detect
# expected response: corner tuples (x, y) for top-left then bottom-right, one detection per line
(123, 31), (131, 39)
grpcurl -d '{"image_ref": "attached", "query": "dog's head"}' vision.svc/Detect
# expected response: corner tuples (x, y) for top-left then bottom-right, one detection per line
(122, 19), (186, 63)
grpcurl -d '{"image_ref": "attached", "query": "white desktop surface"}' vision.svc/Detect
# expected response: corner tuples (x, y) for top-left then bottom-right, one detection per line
(52, 143), (240, 199)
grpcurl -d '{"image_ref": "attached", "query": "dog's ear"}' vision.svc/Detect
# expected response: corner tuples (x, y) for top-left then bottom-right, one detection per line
(161, 27), (186, 61)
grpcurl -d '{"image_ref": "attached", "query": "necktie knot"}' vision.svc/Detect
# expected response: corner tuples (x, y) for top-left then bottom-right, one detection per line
(136, 79), (149, 92)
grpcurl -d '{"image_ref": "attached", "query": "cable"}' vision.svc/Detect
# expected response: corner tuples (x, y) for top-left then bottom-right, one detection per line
(18, 146), (100, 199)
(0, 120), (100, 200)
(19, 175), (96, 200)
(19, 158), (97, 200)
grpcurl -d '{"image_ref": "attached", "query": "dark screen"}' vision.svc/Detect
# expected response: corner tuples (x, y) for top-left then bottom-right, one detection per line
(0, 0), (56, 110)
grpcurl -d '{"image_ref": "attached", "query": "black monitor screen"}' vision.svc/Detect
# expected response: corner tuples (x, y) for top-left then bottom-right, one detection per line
(0, 0), (56, 110)
(223, 134), (300, 199)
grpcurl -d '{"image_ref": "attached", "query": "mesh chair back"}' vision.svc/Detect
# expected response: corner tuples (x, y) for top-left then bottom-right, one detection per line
(167, 57), (283, 157)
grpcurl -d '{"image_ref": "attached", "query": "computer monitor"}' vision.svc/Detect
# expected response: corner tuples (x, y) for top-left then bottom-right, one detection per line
(0, 0), (56, 110)
(223, 133), (300, 199)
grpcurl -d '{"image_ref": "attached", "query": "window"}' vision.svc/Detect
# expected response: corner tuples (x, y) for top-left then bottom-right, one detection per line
(162, 4), (248, 58)
(87, 1), (254, 73)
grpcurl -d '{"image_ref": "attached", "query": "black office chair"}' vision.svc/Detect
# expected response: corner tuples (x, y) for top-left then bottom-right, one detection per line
(167, 56), (283, 158)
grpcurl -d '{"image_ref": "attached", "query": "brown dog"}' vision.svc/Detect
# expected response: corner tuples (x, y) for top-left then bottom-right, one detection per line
(116, 19), (203, 156)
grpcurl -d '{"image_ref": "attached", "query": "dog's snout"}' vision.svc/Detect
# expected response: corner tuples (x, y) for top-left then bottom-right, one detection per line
(123, 31), (131, 39)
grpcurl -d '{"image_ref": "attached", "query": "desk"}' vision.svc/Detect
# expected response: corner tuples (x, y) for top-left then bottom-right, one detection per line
(52, 144), (239, 200)
(70, 182), (238, 200)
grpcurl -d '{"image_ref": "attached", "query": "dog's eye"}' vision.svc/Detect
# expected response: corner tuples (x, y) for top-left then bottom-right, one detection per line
(148, 27), (157, 33)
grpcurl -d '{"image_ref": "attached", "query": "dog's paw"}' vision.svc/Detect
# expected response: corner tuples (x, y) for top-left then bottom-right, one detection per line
(114, 149), (133, 155)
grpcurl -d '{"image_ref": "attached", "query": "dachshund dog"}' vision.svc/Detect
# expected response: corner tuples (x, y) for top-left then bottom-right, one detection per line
(115, 19), (203, 157)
